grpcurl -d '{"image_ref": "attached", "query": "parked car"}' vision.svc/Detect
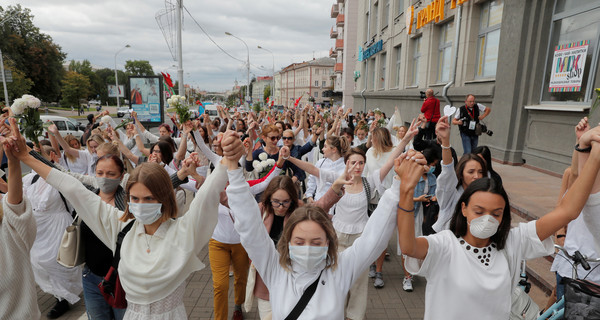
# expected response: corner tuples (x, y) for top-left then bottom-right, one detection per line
(188, 108), (200, 119)
(39, 115), (85, 140)
(117, 107), (132, 118)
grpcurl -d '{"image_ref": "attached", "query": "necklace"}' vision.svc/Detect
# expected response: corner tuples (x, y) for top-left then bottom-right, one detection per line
(144, 234), (153, 253)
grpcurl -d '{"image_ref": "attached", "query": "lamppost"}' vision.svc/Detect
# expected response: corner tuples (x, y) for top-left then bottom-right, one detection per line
(225, 32), (250, 108)
(114, 44), (131, 108)
(0, 14), (16, 107)
(257, 45), (275, 104)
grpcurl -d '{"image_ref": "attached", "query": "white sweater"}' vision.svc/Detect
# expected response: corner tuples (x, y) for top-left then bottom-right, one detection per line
(45, 163), (227, 304)
(0, 197), (41, 319)
(226, 168), (399, 319)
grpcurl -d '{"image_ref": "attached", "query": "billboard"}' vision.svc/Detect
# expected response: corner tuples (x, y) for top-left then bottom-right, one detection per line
(107, 85), (125, 97)
(128, 76), (163, 125)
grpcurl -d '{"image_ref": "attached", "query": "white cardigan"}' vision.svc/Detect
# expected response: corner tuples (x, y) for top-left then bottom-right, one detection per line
(0, 197), (40, 319)
(45, 163), (227, 304)
(226, 168), (399, 319)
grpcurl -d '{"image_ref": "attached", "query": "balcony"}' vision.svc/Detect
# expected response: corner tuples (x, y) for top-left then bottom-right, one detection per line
(336, 14), (344, 27)
(335, 39), (344, 50)
(331, 4), (339, 18)
(329, 48), (337, 58)
(330, 26), (338, 39)
(334, 63), (343, 73)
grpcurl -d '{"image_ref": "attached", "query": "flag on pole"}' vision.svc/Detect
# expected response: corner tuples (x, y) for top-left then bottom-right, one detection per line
(294, 95), (303, 107)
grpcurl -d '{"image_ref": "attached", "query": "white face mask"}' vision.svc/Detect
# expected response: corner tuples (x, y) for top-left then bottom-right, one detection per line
(96, 177), (121, 193)
(469, 215), (500, 239)
(128, 202), (163, 225)
(288, 244), (328, 271)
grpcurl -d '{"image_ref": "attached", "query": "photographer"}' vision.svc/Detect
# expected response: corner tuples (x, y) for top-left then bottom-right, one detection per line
(452, 94), (491, 154)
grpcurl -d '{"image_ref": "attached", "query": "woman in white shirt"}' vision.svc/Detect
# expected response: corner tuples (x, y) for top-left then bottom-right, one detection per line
(15, 130), (244, 319)
(222, 142), (401, 320)
(395, 128), (600, 320)
(49, 124), (99, 175)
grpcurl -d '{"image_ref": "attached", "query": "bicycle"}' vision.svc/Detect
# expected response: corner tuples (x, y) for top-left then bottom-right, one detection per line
(537, 244), (600, 320)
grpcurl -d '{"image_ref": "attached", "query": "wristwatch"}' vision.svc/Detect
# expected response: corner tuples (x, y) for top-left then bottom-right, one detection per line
(575, 143), (592, 153)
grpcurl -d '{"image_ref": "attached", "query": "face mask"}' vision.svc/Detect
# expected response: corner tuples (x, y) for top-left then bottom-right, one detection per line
(96, 177), (121, 193)
(128, 202), (163, 225)
(469, 214), (500, 239)
(353, 121), (357, 126)
(288, 244), (328, 271)
(428, 166), (435, 174)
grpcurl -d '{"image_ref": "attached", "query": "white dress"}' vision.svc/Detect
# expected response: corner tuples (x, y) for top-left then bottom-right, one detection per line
(405, 221), (554, 320)
(23, 173), (82, 304)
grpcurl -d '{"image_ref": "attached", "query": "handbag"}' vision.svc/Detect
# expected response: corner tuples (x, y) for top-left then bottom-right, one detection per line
(98, 220), (135, 308)
(362, 177), (377, 217)
(56, 214), (85, 268)
(563, 277), (600, 319)
(284, 270), (324, 320)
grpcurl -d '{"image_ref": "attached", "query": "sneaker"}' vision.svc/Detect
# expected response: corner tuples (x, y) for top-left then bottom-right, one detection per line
(368, 264), (376, 278)
(374, 272), (384, 288)
(232, 310), (244, 320)
(46, 299), (69, 319)
(402, 276), (414, 292)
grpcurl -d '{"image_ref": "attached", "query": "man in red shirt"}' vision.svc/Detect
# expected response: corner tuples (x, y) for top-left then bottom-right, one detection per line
(420, 88), (440, 140)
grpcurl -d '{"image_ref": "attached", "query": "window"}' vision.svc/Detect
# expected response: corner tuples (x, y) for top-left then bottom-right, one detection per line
(476, 0), (503, 78)
(541, 4), (600, 103)
(383, 0), (390, 29)
(411, 37), (421, 86)
(322, 80), (327, 87)
(373, 3), (379, 36)
(55, 121), (67, 131)
(315, 81), (319, 87)
(397, 0), (404, 15)
(370, 57), (377, 90)
(67, 121), (77, 131)
(438, 21), (455, 82)
(314, 92), (319, 98)
(316, 69), (320, 75)
(380, 52), (387, 89)
(395, 45), (402, 87)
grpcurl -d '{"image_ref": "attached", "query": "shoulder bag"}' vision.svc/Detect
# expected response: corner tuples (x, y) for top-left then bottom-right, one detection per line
(98, 220), (135, 309)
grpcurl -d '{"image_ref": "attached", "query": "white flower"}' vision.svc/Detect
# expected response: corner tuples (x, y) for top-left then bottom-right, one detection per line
(171, 95), (179, 100)
(258, 152), (268, 161)
(10, 98), (26, 115)
(179, 96), (186, 103)
(261, 160), (269, 167)
(252, 160), (261, 170)
(22, 95), (40, 109)
(101, 115), (112, 125)
(167, 98), (173, 106)
(266, 159), (275, 166)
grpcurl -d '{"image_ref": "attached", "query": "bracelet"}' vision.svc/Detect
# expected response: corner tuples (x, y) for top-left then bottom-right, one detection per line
(334, 186), (345, 197)
(441, 144), (451, 150)
(282, 155), (290, 160)
(397, 204), (415, 213)
(575, 143), (592, 153)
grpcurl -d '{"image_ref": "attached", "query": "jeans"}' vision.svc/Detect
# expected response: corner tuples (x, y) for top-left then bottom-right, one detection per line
(82, 266), (126, 320)
(460, 133), (479, 155)
(556, 272), (565, 302)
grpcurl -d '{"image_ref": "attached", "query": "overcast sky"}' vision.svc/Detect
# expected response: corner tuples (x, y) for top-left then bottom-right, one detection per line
(5, 0), (334, 91)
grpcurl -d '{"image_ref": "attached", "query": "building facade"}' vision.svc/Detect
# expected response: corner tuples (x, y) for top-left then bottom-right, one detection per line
(330, 0), (359, 110)
(251, 76), (273, 105)
(278, 57), (336, 107)
(352, 0), (600, 174)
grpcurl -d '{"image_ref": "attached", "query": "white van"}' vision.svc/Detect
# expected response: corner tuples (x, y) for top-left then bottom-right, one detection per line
(204, 104), (219, 120)
(39, 115), (85, 140)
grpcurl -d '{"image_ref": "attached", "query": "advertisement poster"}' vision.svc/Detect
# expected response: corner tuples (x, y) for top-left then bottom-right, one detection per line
(549, 40), (589, 92)
(129, 76), (163, 125)
(107, 85), (125, 97)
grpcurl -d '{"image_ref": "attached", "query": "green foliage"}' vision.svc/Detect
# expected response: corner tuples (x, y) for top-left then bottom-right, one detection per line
(263, 85), (271, 102)
(124, 60), (154, 76)
(0, 59), (33, 100)
(253, 102), (261, 114)
(225, 93), (239, 108)
(60, 71), (91, 107)
(0, 5), (66, 102)
(590, 88), (600, 117)
(16, 107), (43, 145)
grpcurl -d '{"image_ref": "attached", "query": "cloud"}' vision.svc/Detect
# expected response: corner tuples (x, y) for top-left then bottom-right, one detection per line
(8, 0), (335, 91)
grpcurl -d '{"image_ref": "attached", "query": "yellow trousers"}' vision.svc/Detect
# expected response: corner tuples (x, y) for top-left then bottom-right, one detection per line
(209, 239), (250, 320)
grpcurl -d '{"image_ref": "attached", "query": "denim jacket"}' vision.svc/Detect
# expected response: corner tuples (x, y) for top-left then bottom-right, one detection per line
(413, 172), (437, 215)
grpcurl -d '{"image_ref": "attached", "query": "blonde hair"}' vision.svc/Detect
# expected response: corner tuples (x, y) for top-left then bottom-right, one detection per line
(63, 134), (80, 162)
(276, 206), (338, 272)
(86, 134), (105, 150)
(371, 127), (393, 156)
(120, 162), (178, 223)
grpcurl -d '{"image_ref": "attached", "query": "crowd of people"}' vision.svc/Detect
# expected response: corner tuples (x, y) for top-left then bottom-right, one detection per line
(1, 92), (600, 320)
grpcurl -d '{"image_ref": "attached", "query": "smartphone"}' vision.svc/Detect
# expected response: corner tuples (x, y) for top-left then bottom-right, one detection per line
(424, 195), (432, 199)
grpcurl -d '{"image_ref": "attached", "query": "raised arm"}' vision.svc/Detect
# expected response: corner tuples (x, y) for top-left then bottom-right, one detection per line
(436, 116), (452, 165)
(282, 146), (320, 178)
(379, 118), (420, 182)
(48, 124), (80, 158)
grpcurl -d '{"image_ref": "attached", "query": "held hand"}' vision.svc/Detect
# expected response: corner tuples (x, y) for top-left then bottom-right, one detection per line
(394, 150), (427, 191)
(6, 118), (29, 160)
(578, 124), (600, 148)
(48, 123), (59, 135)
(279, 146), (290, 160)
(575, 117), (590, 143)
(221, 131), (244, 168)
(131, 111), (138, 119)
(415, 194), (428, 202)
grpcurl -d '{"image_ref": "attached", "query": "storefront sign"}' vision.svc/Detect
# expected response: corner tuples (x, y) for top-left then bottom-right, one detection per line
(549, 40), (589, 92)
(416, 0), (444, 30)
(450, 0), (469, 9)
(358, 40), (383, 62)
(406, 6), (414, 34)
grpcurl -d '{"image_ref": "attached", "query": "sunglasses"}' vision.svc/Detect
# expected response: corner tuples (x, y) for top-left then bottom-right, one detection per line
(282, 136), (294, 141)
(268, 136), (280, 142)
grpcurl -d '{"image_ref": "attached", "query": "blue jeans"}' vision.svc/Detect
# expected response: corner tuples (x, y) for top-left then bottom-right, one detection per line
(82, 266), (126, 320)
(556, 272), (565, 302)
(460, 133), (478, 155)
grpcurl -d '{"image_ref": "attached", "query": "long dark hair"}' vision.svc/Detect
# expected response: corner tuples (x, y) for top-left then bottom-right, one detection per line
(455, 153), (487, 189)
(449, 178), (511, 250)
(261, 176), (300, 217)
(473, 145), (503, 185)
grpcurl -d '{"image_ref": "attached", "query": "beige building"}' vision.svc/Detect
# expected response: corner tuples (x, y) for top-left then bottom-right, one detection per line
(273, 72), (282, 105)
(251, 76), (273, 105)
(330, 0), (359, 110)
(277, 57), (336, 107)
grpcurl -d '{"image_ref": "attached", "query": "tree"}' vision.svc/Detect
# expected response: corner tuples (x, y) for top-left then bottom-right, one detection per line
(60, 71), (90, 108)
(0, 59), (33, 102)
(0, 5), (66, 102)
(263, 85), (271, 103)
(225, 93), (239, 108)
(124, 60), (154, 76)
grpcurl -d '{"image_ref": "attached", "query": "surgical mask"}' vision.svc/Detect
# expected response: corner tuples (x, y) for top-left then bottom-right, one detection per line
(96, 177), (121, 193)
(428, 166), (435, 174)
(469, 215), (500, 239)
(128, 202), (163, 225)
(288, 244), (328, 271)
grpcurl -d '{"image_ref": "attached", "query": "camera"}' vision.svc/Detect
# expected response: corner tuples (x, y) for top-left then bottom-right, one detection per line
(459, 117), (493, 136)
(478, 124), (493, 137)
(419, 91), (427, 100)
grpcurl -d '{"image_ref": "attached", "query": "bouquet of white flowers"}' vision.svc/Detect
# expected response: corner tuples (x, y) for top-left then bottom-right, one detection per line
(253, 152), (276, 178)
(167, 94), (190, 124)
(11, 94), (43, 145)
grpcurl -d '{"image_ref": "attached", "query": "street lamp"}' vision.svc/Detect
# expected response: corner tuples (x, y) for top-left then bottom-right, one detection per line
(114, 44), (131, 108)
(257, 45), (275, 104)
(226, 32), (250, 108)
